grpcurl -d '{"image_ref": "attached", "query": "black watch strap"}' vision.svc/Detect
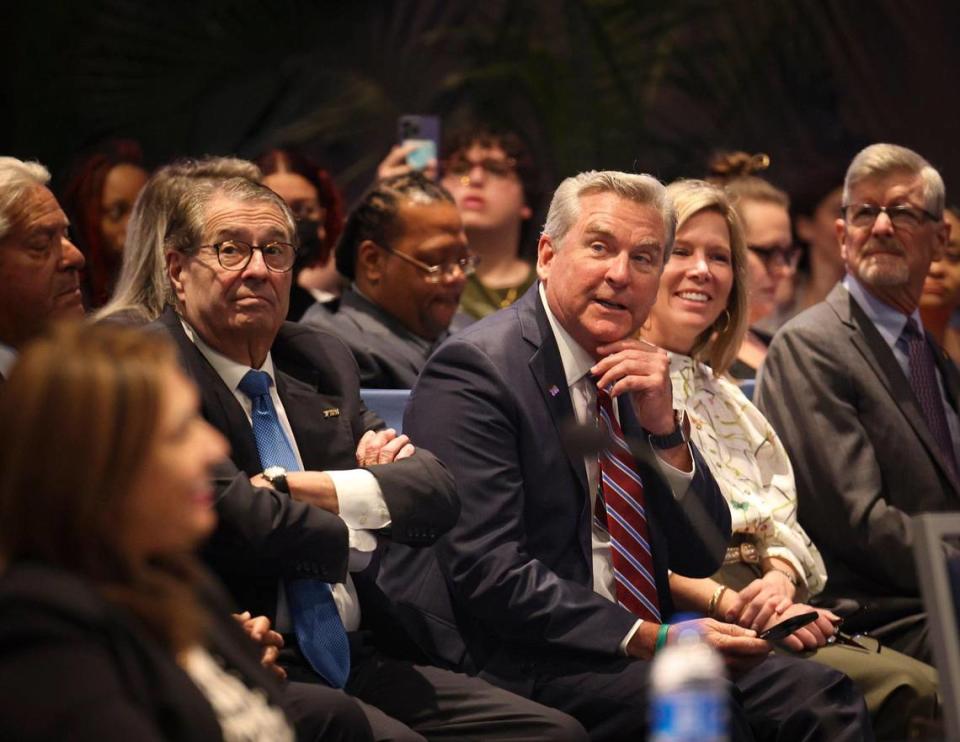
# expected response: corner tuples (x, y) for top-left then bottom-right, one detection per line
(647, 411), (687, 450)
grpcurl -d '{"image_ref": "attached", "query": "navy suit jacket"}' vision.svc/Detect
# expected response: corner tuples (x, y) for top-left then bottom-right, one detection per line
(379, 285), (730, 687)
(155, 307), (458, 624)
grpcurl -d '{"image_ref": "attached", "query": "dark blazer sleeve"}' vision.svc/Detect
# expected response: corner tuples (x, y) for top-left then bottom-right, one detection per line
(620, 414), (731, 579)
(756, 318), (919, 593)
(205, 458), (350, 584)
(405, 338), (639, 656)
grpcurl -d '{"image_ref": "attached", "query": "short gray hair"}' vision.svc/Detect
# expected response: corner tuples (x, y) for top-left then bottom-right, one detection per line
(843, 143), (945, 217)
(0, 157), (51, 242)
(542, 171), (675, 255)
(96, 157), (266, 324)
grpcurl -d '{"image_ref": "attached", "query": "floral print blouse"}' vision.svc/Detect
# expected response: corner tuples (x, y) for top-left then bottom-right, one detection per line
(670, 353), (828, 595)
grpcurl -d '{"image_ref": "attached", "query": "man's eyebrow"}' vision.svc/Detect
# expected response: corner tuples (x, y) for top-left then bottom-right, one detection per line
(582, 225), (618, 240)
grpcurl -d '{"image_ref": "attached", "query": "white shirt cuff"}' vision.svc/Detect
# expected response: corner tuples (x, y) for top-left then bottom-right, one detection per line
(619, 619), (645, 655)
(327, 468), (392, 529)
(654, 443), (695, 499)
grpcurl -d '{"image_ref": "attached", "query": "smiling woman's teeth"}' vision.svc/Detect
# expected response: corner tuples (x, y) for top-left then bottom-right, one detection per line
(678, 291), (709, 302)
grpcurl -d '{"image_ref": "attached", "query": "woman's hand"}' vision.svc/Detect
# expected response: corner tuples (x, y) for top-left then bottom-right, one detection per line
(756, 603), (840, 653)
(724, 573), (794, 630)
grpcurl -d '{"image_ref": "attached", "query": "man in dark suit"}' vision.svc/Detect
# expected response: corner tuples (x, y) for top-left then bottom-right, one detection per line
(303, 173), (474, 389)
(385, 171), (870, 740)
(158, 173), (586, 740)
(0, 156), (85, 379)
(756, 143), (960, 661)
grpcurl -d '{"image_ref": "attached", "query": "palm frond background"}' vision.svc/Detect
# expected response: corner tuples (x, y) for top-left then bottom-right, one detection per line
(4, 0), (959, 218)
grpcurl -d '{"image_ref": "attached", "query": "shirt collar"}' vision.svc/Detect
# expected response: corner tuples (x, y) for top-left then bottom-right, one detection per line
(842, 274), (924, 349)
(0, 342), (16, 378)
(539, 282), (596, 388)
(180, 318), (278, 391)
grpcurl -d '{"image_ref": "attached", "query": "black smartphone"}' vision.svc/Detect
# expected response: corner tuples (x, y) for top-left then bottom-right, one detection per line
(397, 115), (440, 171)
(759, 611), (819, 641)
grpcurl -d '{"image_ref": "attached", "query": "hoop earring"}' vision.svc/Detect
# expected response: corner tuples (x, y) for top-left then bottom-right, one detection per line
(713, 309), (731, 334)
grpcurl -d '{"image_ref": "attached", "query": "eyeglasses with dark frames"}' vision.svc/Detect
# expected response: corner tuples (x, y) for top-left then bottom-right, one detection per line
(443, 155), (518, 180)
(747, 244), (802, 272)
(842, 203), (940, 231)
(377, 243), (479, 283)
(199, 240), (298, 273)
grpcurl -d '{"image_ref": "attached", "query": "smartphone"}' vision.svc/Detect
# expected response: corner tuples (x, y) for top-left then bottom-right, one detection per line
(758, 611), (819, 641)
(398, 115), (440, 171)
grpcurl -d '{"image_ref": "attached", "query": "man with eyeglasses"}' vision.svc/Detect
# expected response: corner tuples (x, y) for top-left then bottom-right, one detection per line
(757, 143), (960, 662)
(157, 175), (588, 740)
(306, 173), (476, 388)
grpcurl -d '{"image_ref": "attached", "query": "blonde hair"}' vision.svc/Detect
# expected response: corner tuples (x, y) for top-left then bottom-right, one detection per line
(664, 179), (750, 374)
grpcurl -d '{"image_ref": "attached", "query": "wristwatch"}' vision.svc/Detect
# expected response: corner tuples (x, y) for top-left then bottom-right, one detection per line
(262, 465), (290, 494)
(647, 410), (688, 450)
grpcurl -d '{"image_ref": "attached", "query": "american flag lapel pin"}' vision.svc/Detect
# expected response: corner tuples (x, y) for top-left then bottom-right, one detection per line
(549, 384), (560, 397)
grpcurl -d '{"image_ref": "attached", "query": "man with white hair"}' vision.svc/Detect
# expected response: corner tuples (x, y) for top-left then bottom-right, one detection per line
(384, 170), (870, 740)
(0, 156), (85, 377)
(757, 143), (960, 661)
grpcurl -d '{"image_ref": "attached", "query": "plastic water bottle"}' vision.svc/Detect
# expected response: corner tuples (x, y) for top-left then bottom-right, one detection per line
(649, 620), (728, 742)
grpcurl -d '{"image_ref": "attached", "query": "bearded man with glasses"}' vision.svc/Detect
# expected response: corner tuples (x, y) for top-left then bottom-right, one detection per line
(306, 172), (477, 389)
(757, 143), (960, 663)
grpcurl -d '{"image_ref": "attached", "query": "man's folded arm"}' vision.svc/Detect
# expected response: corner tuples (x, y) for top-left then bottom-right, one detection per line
(205, 458), (349, 583)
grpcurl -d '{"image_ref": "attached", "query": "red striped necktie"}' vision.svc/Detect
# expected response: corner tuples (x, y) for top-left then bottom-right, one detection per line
(595, 388), (661, 621)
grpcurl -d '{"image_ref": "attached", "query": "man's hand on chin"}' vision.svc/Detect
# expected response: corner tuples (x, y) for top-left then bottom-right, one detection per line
(592, 338), (691, 471)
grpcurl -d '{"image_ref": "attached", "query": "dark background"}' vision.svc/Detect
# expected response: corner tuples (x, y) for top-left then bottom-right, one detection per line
(3, 0), (957, 219)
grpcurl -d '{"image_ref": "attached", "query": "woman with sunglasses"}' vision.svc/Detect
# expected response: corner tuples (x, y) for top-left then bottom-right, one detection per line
(641, 179), (939, 740)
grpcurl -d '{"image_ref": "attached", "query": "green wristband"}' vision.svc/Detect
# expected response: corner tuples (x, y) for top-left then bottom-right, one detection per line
(655, 623), (671, 653)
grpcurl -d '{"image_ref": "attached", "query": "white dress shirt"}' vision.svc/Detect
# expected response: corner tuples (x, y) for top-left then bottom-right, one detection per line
(539, 285), (694, 650)
(182, 321), (391, 631)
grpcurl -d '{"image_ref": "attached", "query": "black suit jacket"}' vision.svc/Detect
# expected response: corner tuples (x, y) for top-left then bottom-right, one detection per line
(155, 307), (458, 623)
(756, 284), (960, 605)
(379, 286), (730, 688)
(0, 562), (288, 742)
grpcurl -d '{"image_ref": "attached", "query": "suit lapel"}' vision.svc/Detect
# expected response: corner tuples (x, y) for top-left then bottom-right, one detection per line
(523, 289), (590, 499)
(835, 289), (960, 494)
(160, 307), (263, 474)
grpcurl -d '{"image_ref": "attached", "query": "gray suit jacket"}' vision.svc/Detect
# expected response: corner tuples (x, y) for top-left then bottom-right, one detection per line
(305, 288), (437, 389)
(755, 284), (960, 605)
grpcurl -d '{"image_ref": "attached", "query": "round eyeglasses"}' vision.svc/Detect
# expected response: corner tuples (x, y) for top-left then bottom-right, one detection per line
(199, 240), (298, 273)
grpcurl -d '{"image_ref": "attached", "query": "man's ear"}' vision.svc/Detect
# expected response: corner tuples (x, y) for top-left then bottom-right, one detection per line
(536, 233), (555, 282)
(835, 218), (849, 263)
(166, 250), (188, 304)
(356, 240), (385, 287)
(932, 218), (949, 262)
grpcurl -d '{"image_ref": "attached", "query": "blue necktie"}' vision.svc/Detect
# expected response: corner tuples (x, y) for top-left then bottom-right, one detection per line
(238, 369), (351, 688)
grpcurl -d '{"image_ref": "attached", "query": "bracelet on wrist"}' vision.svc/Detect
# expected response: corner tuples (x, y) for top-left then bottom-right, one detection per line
(707, 585), (728, 619)
(768, 567), (798, 587)
(655, 623), (671, 653)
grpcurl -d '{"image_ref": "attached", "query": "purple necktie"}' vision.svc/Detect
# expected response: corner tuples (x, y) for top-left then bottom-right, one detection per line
(902, 318), (959, 482)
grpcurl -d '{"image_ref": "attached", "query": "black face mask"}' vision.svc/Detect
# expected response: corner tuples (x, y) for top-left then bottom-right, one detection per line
(295, 218), (328, 268)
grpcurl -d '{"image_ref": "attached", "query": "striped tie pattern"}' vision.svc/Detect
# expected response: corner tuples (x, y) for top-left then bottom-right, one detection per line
(902, 318), (960, 482)
(595, 388), (661, 621)
(238, 369), (351, 688)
